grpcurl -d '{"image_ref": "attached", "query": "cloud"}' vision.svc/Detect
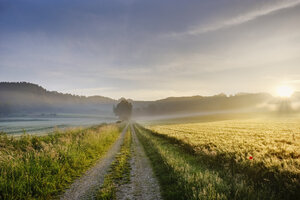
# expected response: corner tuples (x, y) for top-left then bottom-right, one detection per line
(1, 0), (300, 100)
(285, 80), (300, 84)
(170, 0), (300, 36)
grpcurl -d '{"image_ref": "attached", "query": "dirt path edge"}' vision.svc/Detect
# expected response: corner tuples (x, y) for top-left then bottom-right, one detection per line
(60, 124), (128, 200)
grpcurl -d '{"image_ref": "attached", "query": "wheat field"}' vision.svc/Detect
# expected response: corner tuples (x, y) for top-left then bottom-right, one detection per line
(146, 117), (300, 199)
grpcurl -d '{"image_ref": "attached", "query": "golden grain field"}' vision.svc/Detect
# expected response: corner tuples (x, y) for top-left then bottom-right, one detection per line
(146, 118), (300, 199)
(148, 118), (300, 174)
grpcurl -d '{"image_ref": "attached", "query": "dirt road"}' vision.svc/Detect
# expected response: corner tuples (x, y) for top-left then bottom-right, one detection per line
(60, 123), (162, 200)
(116, 124), (162, 200)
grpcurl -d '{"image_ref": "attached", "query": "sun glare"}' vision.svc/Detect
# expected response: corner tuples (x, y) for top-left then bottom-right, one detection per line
(277, 85), (294, 98)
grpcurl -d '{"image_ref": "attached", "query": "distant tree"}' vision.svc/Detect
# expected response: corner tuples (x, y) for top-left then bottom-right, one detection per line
(113, 99), (132, 120)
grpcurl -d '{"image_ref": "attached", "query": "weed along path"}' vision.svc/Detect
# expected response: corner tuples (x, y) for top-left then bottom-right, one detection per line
(116, 124), (162, 200)
(60, 124), (129, 200)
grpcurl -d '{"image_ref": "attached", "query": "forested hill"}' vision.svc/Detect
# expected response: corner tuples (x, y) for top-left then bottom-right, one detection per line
(132, 93), (293, 116)
(1, 82), (299, 117)
(0, 82), (116, 116)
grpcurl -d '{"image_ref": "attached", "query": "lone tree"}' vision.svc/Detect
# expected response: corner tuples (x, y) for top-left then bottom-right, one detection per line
(113, 98), (132, 120)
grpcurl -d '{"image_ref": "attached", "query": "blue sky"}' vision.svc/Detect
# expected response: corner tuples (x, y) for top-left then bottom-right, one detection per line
(1, 0), (300, 100)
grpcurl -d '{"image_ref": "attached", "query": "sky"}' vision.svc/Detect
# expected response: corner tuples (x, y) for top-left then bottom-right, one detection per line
(0, 0), (300, 100)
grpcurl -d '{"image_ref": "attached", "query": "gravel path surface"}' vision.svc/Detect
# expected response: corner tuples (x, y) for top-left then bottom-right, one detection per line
(116, 124), (162, 200)
(60, 125), (128, 200)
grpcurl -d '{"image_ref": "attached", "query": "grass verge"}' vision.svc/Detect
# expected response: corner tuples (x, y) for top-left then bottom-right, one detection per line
(0, 124), (122, 200)
(96, 127), (132, 200)
(135, 124), (283, 200)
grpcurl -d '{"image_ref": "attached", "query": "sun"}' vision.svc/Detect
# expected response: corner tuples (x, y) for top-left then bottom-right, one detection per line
(276, 85), (294, 98)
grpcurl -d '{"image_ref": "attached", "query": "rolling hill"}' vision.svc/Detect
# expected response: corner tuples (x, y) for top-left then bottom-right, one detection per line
(1, 82), (299, 117)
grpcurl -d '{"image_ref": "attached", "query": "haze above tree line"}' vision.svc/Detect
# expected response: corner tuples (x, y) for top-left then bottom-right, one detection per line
(0, 82), (299, 117)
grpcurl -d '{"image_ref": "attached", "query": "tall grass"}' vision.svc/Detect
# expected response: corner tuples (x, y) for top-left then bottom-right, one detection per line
(0, 124), (122, 200)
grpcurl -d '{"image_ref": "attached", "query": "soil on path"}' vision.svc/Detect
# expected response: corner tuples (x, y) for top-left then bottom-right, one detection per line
(60, 125), (128, 200)
(116, 124), (162, 200)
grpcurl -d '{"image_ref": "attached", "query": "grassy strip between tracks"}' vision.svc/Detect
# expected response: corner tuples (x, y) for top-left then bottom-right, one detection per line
(96, 127), (132, 200)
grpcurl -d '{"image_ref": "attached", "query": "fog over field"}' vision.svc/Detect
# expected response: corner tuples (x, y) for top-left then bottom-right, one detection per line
(1, 82), (300, 134)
